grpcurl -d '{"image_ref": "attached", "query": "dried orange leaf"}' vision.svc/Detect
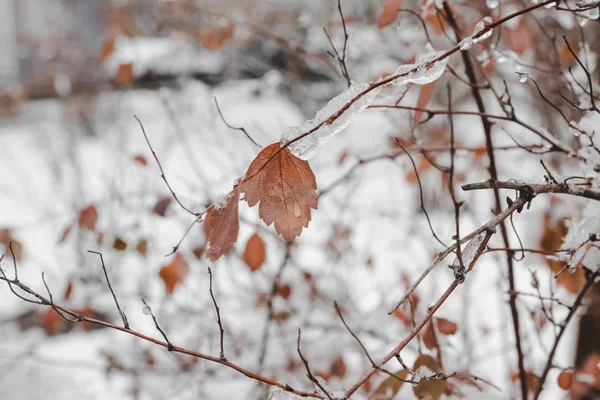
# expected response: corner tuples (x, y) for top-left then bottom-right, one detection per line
(159, 253), (189, 295)
(330, 355), (347, 379)
(152, 197), (172, 217)
(422, 321), (439, 350)
(133, 155), (147, 166)
(58, 225), (72, 244)
(199, 24), (234, 50)
(243, 233), (266, 271)
(42, 309), (63, 335)
(413, 354), (446, 400)
(113, 237), (127, 251)
(557, 370), (572, 390)
(78, 205), (98, 231)
(136, 239), (148, 257)
(413, 81), (436, 130)
(0, 229), (23, 261)
(435, 317), (458, 335)
(99, 36), (116, 61)
(63, 281), (73, 300)
(504, 20), (533, 55)
(276, 283), (292, 299)
(115, 62), (134, 86)
(204, 184), (242, 261)
(378, 0), (403, 29)
(369, 370), (409, 399)
(243, 143), (318, 241)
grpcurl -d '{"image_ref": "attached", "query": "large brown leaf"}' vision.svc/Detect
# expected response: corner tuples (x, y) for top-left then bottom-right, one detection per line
(378, 0), (403, 29)
(243, 143), (317, 242)
(204, 184), (242, 261)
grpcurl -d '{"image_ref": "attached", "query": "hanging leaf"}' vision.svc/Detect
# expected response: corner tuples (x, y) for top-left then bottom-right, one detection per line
(41, 309), (63, 335)
(159, 253), (189, 295)
(412, 81), (437, 130)
(136, 239), (148, 257)
(63, 281), (73, 300)
(113, 237), (128, 251)
(557, 370), (572, 390)
(504, 20), (533, 55)
(204, 184), (242, 261)
(422, 321), (439, 350)
(115, 63), (134, 86)
(413, 354), (446, 400)
(192, 244), (206, 260)
(133, 155), (147, 166)
(330, 355), (347, 379)
(243, 143), (318, 242)
(78, 205), (98, 231)
(58, 225), (72, 244)
(0, 229), (23, 261)
(152, 197), (172, 217)
(198, 24), (234, 50)
(276, 283), (292, 299)
(435, 317), (457, 335)
(99, 36), (116, 61)
(368, 370), (409, 400)
(243, 233), (266, 271)
(378, 0), (403, 29)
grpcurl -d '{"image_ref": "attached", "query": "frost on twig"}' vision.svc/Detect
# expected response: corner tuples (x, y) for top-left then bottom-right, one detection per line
(282, 47), (450, 160)
(268, 386), (303, 400)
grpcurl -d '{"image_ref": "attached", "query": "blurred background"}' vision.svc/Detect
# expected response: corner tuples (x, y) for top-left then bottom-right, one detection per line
(0, 1), (599, 399)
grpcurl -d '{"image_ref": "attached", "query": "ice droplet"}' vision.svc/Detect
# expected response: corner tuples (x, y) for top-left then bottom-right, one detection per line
(473, 17), (493, 41)
(460, 37), (474, 50)
(516, 71), (529, 83)
(293, 202), (301, 217)
(544, 1), (557, 8)
(434, 0), (444, 9)
(486, 0), (500, 9)
(393, 48), (449, 85)
(452, 232), (486, 268)
(142, 305), (152, 315)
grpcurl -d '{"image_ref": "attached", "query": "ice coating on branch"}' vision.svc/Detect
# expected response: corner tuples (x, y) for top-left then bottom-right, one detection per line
(392, 49), (449, 86)
(452, 232), (486, 268)
(413, 365), (435, 383)
(283, 81), (381, 159)
(459, 17), (493, 51)
(268, 387), (303, 400)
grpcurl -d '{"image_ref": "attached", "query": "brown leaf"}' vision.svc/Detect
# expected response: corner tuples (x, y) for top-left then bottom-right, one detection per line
(41, 309), (63, 335)
(152, 197), (172, 217)
(330, 355), (347, 379)
(192, 244), (205, 260)
(413, 354), (446, 400)
(78, 205), (98, 231)
(369, 370), (408, 400)
(133, 155), (147, 166)
(115, 63), (134, 86)
(63, 281), (73, 300)
(198, 24), (234, 50)
(99, 36), (116, 61)
(243, 233), (266, 271)
(204, 184), (242, 261)
(96, 232), (105, 246)
(276, 283), (292, 300)
(243, 143), (318, 241)
(572, 353), (600, 399)
(58, 225), (72, 244)
(504, 20), (533, 55)
(159, 254), (190, 295)
(0, 229), (23, 261)
(435, 317), (458, 335)
(557, 370), (573, 390)
(422, 321), (439, 350)
(378, 0), (403, 29)
(412, 81), (436, 130)
(136, 239), (148, 257)
(113, 237), (128, 251)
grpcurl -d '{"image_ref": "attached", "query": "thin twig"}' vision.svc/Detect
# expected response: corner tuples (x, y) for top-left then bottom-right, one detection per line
(141, 299), (174, 351)
(213, 97), (262, 148)
(297, 330), (333, 400)
(207, 267), (226, 360)
(88, 250), (129, 329)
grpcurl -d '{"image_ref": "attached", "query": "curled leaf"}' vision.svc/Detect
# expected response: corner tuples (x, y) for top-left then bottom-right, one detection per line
(204, 184), (241, 261)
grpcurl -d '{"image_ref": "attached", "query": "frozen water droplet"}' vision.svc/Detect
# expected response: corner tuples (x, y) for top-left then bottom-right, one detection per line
(293, 202), (301, 217)
(486, 0), (499, 9)
(434, 0), (444, 9)
(142, 305), (152, 315)
(473, 17), (493, 42)
(460, 37), (474, 50)
(393, 49), (449, 85)
(516, 71), (529, 83)
(544, 1), (557, 8)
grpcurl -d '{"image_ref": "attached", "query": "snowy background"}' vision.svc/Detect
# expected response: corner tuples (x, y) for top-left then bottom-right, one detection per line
(0, 1), (599, 400)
